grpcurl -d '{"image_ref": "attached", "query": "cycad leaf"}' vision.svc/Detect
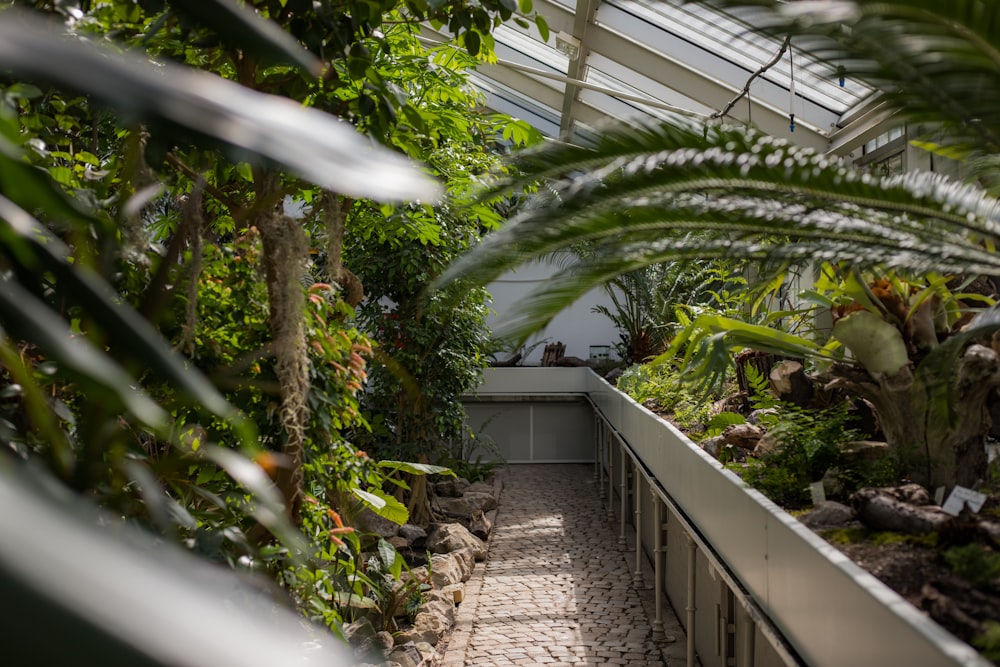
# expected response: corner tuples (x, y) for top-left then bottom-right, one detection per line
(439, 119), (1000, 340)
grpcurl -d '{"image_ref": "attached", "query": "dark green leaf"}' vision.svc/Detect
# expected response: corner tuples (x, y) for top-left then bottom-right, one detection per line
(465, 30), (481, 57)
(0, 276), (167, 429)
(168, 0), (321, 75)
(0, 10), (438, 203)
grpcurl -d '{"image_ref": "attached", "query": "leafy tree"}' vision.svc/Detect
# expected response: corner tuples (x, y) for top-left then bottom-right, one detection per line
(439, 0), (1000, 491)
(341, 32), (539, 523)
(0, 0), (541, 641)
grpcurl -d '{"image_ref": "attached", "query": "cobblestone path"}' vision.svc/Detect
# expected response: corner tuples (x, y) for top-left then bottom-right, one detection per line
(446, 464), (673, 667)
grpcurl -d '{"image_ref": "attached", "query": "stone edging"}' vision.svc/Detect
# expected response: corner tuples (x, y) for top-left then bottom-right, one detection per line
(435, 474), (504, 667)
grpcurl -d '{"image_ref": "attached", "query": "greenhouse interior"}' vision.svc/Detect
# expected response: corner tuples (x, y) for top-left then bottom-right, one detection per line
(2, 1), (1000, 666)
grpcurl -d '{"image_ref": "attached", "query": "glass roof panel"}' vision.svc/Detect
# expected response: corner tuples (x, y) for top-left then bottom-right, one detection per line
(453, 0), (883, 151)
(493, 24), (569, 75)
(584, 53), (714, 118)
(612, 0), (873, 114)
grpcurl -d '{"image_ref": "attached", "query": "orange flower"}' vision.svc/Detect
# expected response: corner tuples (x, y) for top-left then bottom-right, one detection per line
(253, 451), (279, 477)
(328, 508), (345, 529)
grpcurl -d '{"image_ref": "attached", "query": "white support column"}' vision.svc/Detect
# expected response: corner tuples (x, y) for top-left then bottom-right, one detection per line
(606, 434), (615, 523)
(632, 459), (644, 588)
(598, 422), (606, 502)
(650, 487), (667, 642)
(618, 448), (628, 550)
(593, 415), (600, 482)
(740, 605), (756, 667)
(686, 533), (698, 667)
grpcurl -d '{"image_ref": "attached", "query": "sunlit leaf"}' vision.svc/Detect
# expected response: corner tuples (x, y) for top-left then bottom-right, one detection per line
(377, 460), (456, 477)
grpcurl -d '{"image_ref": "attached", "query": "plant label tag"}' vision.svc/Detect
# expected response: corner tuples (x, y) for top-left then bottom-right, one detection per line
(934, 486), (946, 505)
(809, 481), (826, 506)
(941, 485), (987, 517)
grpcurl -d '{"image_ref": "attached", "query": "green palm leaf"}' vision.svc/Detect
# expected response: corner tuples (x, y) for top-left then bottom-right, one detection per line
(440, 119), (1000, 340)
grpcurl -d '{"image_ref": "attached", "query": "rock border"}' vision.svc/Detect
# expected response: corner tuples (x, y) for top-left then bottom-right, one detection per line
(355, 472), (504, 667)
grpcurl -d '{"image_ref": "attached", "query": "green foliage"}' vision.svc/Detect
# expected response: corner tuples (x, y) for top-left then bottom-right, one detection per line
(616, 362), (730, 437)
(819, 526), (868, 546)
(870, 531), (938, 548)
(0, 0), (542, 648)
(818, 527), (937, 548)
(440, 420), (506, 483)
(743, 401), (864, 508)
(944, 544), (1000, 588)
(975, 621), (1000, 663)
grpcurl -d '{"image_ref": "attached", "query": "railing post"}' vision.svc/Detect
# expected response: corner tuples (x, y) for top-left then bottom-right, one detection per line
(606, 433), (615, 522)
(740, 606), (755, 667)
(598, 422), (606, 502)
(593, 414), (600, 482)
(686, 533), (697, 667)
(632, 459), (644, 588)
(650, 487), (667, 642)
(618, 444), (628, 550)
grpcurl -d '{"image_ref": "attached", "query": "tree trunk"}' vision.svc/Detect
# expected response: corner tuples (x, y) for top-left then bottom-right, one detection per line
(254, 168), (310, 523)
(320, 191), (363, 307)
(851, 486), (952, 535)
(769, 360), (814, 408)
(829, 343), (999, 491)
(407, 471), (432, 527)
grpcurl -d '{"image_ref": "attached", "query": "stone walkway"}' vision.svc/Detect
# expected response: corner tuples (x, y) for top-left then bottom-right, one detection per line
(441, 464), (686, 667)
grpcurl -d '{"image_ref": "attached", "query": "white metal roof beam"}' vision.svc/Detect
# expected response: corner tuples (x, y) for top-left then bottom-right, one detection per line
(530, 0), (830, 150)
(559, 0), (600, 140)
(475, 65), (619, 129)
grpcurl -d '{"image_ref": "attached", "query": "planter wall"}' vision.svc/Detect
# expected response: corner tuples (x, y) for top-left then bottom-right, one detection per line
(464, 367), (989, 667)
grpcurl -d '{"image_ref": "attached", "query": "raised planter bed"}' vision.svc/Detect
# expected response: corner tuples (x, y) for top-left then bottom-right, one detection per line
(464, 367), (989, 667)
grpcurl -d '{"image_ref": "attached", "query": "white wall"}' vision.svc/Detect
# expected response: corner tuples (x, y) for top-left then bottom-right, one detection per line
(486, 254), (623, 365)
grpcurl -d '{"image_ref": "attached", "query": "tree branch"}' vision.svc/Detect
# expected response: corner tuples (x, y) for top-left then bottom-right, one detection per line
(712, 35), (791, 121)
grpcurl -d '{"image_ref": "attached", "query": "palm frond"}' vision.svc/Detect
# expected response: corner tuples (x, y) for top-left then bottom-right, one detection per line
(441, 120), (1000, 339)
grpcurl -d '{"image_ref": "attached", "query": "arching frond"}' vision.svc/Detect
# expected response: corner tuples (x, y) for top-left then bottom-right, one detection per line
(439, 120), (1000, 341)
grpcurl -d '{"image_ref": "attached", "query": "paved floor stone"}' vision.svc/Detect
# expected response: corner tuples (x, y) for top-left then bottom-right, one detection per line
(442, 464), (684, 667)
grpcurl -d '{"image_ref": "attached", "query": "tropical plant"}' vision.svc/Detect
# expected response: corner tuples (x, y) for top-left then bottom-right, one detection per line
(439, 0), (1000, 492)
(615, 361), (730, 437)
(0, 0), (541, 652)
(340, 37), (540, 524)
(741, 400), (865, 507)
